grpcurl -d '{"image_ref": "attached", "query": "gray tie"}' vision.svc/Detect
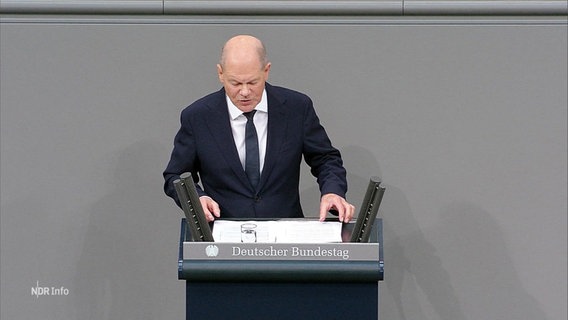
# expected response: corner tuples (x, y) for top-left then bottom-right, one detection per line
(243, 110), (260, 189)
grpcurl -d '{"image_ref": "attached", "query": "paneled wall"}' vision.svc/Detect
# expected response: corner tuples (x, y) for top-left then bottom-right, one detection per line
(1, 3), (566, 319)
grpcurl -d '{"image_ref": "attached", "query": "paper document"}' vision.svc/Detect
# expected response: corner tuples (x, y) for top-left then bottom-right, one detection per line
(212, 220), (343, 243)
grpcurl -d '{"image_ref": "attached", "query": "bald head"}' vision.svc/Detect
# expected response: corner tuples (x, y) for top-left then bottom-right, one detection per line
(219, 35), (268, 69)
(216, 35), (271, 113)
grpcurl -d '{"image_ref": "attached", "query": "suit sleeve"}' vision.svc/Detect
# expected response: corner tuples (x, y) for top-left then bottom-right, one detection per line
(301, 98), (348, 198)
(163, 109), (207, 207)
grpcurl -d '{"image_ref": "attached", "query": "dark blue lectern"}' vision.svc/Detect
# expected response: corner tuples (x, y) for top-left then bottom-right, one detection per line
(178, 218), (384, 320)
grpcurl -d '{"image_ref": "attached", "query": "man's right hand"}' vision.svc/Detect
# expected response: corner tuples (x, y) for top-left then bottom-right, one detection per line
(199, 196), (221, 222)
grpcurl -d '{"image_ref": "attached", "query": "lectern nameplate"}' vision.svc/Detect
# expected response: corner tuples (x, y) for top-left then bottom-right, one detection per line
(183, 242), (379, 261)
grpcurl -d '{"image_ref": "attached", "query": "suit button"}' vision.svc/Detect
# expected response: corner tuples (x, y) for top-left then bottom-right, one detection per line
(254, 195), (261, 202)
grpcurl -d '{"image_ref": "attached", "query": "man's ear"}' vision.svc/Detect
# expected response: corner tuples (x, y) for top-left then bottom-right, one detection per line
(263, 62), (271, 79)
(216, 64), (224, 83)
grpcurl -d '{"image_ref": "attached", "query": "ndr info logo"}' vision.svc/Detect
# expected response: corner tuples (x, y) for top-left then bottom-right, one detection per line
(31, 281), (70, 298)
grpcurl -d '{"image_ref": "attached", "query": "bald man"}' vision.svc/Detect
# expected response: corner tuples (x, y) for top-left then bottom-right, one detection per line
(163, 35), (354, 222)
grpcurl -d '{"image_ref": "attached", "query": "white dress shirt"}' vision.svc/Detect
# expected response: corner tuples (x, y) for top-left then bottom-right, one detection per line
(226, 90), (268, 173)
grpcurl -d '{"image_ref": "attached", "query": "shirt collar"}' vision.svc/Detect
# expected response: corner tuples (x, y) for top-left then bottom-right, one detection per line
(227, 89), (268, 120)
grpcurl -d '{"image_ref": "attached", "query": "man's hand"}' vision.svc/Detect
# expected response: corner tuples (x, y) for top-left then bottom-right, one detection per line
(319, 193), (355, 223)
(199, 196), (221, 222)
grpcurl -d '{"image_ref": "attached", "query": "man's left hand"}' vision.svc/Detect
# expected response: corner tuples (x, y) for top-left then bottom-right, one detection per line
(319, 193), (355, 223)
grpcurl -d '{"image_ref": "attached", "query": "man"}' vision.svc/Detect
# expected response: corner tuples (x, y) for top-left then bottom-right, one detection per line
(163, 35), (354, 222)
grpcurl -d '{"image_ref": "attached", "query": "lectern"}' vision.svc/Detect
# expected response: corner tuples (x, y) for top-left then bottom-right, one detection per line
(175, 174), (385, 319)
(177, 218), (384, 319)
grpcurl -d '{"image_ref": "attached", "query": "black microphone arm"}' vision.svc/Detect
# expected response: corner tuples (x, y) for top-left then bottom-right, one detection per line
(350, 177), (386, 243)
(173, 172), (214, 242)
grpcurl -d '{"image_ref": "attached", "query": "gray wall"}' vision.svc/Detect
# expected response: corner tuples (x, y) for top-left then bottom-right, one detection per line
(1, 12), (566, 320)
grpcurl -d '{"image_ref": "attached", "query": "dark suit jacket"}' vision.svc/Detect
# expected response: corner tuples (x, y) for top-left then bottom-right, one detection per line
(163, 83), (347, 218)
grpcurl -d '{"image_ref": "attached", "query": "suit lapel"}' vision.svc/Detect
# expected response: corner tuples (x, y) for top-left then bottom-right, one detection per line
(258, 86), (288, 191)
(204, 91), (251, 189)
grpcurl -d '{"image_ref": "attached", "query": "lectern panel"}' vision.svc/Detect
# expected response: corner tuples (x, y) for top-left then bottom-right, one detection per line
(186, 281), (378, 320)
(178, 218), (383, 319)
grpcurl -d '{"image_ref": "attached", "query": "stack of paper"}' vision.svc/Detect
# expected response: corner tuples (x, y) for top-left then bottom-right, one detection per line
(212, 220), (342, 243)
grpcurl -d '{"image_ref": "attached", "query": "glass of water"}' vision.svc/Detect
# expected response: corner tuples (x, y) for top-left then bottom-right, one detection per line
(240, 223), (257, 243)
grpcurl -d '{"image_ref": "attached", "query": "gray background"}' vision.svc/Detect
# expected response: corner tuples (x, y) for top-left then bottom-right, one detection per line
(1, 10), (567, 320)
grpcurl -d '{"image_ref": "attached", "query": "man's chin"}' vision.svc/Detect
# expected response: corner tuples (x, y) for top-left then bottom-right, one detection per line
(238, 102), (255, 111)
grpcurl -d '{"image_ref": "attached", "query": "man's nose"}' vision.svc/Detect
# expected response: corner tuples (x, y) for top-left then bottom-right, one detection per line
(240, 85), (250, 96)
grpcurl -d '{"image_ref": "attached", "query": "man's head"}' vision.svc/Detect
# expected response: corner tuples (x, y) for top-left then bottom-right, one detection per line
(217, 35), (271, 113)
